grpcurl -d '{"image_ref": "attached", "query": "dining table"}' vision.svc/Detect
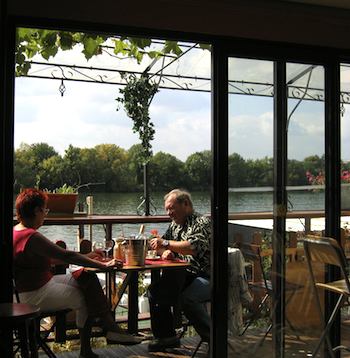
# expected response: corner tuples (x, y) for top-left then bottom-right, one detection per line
(87, 258), (191, 334)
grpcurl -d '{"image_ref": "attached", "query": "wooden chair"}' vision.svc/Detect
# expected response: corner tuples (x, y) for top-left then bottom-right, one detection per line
(0, 302), (40, 357)
(303, 235), (350, 357)
(13, 280), (71, 358)
(79, 239), (92, 254)
(51, 240), (69, 275)
(238, 242), (301, 343)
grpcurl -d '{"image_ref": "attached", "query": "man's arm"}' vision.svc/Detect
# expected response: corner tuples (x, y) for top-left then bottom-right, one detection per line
(150, 238), (195, 256)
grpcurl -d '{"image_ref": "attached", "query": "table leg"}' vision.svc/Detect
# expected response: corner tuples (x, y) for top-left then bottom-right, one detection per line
(128, 271), (139, 334)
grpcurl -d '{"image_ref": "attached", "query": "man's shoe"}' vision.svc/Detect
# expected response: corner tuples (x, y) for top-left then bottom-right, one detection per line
(148, 336), (181, 352)
(106, 330), (143, 345)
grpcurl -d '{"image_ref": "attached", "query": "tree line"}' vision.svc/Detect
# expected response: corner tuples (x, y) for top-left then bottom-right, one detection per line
(14, 142), (337, 193)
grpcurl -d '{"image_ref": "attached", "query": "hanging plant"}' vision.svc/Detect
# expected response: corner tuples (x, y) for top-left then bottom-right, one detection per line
(116, 73), (159, 163)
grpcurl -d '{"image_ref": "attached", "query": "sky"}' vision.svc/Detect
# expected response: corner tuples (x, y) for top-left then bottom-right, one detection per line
(13, 37), (350, 162)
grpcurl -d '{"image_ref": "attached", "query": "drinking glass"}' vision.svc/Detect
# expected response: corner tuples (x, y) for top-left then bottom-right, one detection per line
(104, 240), (114, 259)
(93, 241), (105, 260)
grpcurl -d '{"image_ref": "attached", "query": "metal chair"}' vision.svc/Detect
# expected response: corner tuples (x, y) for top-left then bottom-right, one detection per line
(238, 243), (301, 343)
(303, 235), (350, 357)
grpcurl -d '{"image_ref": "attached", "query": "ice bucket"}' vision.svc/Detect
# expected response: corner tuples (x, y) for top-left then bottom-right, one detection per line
(124, 236), (148, 266)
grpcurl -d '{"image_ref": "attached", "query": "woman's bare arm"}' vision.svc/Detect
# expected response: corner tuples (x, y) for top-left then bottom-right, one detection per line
(27, 232), (120, 270)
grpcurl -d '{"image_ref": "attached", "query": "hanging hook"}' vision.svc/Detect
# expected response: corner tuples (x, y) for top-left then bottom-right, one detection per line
(59, 79), (66, 97)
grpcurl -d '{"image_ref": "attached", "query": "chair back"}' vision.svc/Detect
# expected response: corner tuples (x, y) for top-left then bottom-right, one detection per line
(12, 278), (20, 303)
(79, 239), (92, 254)
(237, 243), (269, 289)
(303, 235), (350, 292)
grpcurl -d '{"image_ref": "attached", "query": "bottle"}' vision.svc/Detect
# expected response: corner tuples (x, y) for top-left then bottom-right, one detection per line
(136, 224), (147, 264)
(113, 238), (125, 262)
(138, 224), (145, 236)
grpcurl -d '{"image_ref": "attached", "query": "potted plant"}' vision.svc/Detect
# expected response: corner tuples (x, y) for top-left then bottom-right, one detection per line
(45, 184), (78, 215)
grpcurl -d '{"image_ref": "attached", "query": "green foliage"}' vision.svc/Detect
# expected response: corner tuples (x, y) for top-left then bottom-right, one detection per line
(149, 152), (187, 191)
(14, 142), (59, 191)
(14, 141), (332, 194)
(116, 74), (158, 163)
(185, 151), (212, 190)
(48, 184), (77, 194)
(15, 29), (210, 76)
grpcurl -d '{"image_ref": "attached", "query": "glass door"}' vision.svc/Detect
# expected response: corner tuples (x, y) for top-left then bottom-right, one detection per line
(227, 56), (275, 356)
(225, 57), (327, 357)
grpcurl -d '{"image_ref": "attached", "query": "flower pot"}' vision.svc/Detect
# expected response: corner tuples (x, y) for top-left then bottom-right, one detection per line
(342, 185), (350, 210)
(46, 193), (78, 214)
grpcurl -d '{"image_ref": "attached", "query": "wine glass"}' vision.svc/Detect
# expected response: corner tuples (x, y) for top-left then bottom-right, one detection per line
(103, 240), (114, 260)
(93, 241), (105, 260)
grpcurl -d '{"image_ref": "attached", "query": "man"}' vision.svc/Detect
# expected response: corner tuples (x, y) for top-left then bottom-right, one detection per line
(147, 188), (211, 352)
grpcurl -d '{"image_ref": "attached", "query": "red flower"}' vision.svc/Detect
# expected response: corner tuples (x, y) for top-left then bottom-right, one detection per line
(306, 169), (350, 185)
(341, 170), (350, 183)
(150, 229), (159, 237)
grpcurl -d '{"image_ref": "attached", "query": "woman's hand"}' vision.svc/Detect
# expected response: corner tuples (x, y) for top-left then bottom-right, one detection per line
(86, 249), (104, 261)
(103, 258), (123, 269)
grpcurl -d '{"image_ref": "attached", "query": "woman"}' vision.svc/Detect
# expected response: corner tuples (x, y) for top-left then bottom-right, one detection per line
(13, 188), (142, 358)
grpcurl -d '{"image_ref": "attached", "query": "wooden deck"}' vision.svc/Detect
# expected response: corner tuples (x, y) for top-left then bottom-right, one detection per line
(37, 323), (350, 358)
(39, 336), (208, 358)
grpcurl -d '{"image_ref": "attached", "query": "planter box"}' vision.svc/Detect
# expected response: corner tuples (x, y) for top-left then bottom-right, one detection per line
(46, 193), (78, 214)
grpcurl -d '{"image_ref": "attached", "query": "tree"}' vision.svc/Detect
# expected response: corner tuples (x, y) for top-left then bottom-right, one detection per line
(39, 155), (65, 190)
(62, 144), (83, 186)
(94, 144), (130, 192)
(228, 153), (247, 188)
(245, 157), (273, 187)
(287, 159), (308, 186)
(149, 152), (186, 191)
(14, 142), (59, 190)
(185, 151), (212, 191)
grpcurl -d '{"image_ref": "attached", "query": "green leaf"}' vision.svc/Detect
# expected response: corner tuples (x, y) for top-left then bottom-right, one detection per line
(113, 39), (128, 56)
(148, 51), (161, 59)
(163, 41), (183, 56)
(41, 46), (58, 60)
(42, 31), (58, 47)
(128, 37), (152, 49)
(82, 36), (103, 60)
(199, 43), (211, 51)
(58, 32), (74, 50)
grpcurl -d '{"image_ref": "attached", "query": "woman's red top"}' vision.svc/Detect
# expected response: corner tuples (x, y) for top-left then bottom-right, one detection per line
(13, 227), (53, 292)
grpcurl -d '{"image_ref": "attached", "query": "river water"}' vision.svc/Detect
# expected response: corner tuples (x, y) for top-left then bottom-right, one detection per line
(23, 190), (324, 249)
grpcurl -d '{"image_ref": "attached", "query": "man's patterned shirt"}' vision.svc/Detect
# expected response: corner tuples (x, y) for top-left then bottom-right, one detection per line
(162, 211), (211, 277)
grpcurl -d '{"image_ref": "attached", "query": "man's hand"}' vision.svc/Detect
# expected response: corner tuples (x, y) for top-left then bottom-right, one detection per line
(161, 249), (175, 260)
(150, 237), (164, 250)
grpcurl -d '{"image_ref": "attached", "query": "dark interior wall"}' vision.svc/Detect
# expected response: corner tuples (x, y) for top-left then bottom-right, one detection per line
(7, 0), (350, 50)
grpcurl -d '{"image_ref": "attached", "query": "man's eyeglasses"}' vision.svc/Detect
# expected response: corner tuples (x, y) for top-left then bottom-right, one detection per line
(42, 208), (50, 215)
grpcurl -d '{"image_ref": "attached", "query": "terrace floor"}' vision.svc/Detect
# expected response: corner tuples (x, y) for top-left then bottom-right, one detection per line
(37, 322), (350, 358)
(38, 336), (208, 358)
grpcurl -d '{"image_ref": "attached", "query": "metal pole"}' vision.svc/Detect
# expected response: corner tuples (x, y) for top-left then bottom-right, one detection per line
(143, 163), (150, 216)
(272, 60), (287, 358)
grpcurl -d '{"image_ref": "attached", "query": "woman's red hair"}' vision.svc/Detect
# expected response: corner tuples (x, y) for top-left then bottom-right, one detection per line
(15, 188), (48, 221)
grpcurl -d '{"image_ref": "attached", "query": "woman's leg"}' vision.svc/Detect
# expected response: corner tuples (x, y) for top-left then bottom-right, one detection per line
(20, 274), (96, 356)
(72, 270), (143, 345)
